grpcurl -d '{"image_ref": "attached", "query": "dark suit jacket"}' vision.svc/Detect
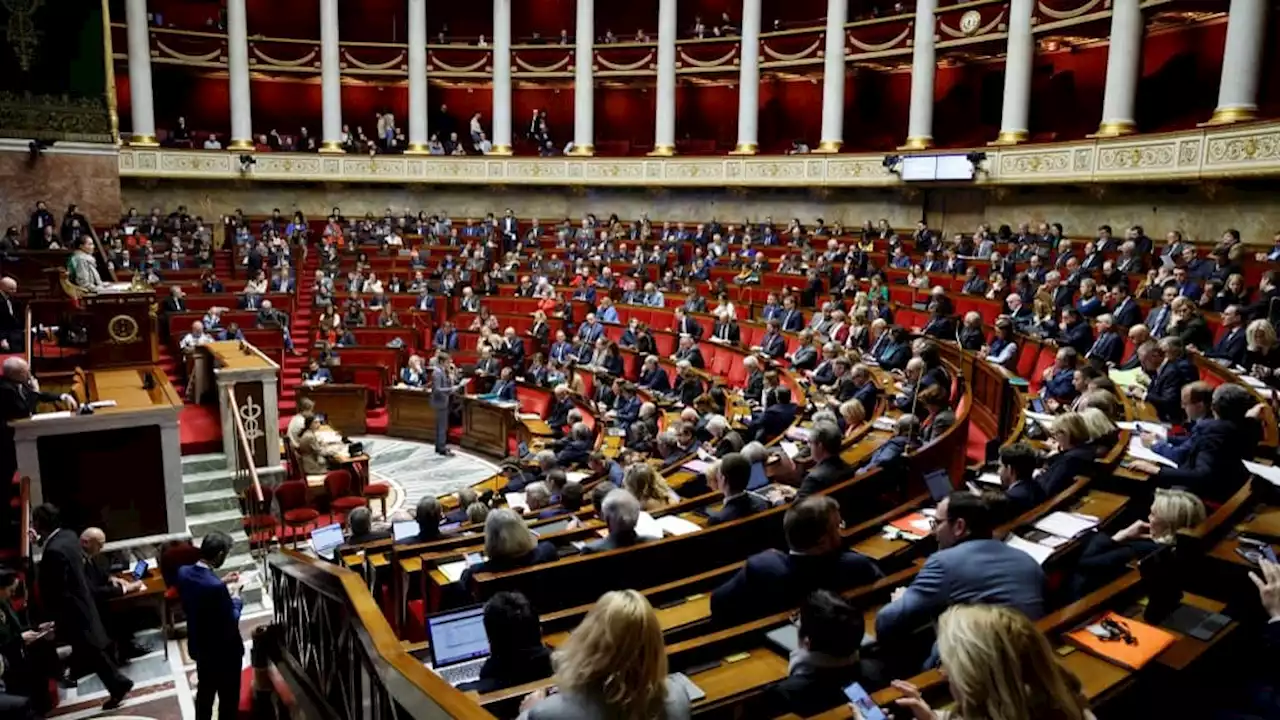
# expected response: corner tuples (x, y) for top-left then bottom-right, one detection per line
(37, 530), (109, 650)
(1152, 418), (1254, 502)
(1170, 316), (1212, 351)
(1036, 445), (1097, 496)
(1058, 320), (1094, 355)
(710, 549), (882, 624)
(748, 402), (798, 442)
(796, 457), (853, 500)
(583, 532), (650, 554)
(176, 563), (244, 664)
(638, 368), (671, 393)
(1003, 478), (1047, 516)
(458, 645), (554, 694)
(1111, 298), (1142, 328)
(1208, 327), (1246, 367)
(1147, 358), (1199, 422)
(461, 542), (558, 591)
(852, 382), (879, 413)
(712, 323), (741, 344)
(707, 493), (770, 526)
(556, 439), (593, 467)
(676, 347), (706, 369)
(1086, 331), (1124, 366)
(759, 662), (882, 719)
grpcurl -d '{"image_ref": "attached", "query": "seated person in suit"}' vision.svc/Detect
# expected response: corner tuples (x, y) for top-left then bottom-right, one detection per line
(400, 354), (428, 388)
(490, 366), (518, 401)
(443, 488), (478, 524)
(1037, 412), (1099, 495)
(461, 508), (558, 593)
(797, 421), (853, 500)
(1205, 304), (1247, 367)
(399, 495), (453, 544)
(670, 334), (706, 370)
(637, 355), (672, 394)
(746, 386), (799, 443)
(342, 507), (391, 549)
(992, 442), (1046, 519)
(583, 489), (651, 553)
(875, 491), (1045, 649)
(555, 422), (594, 468)
(706, 452), (770, 526)
(456, 592), (553, 694)
(710, 495), (882, 624)
(706, 414), (744, 458)
(1130, 383), (1259, 502)
(302, 359), (332, 385)
(1084, 313), (1124, 367)
(1141, 381), (1214, 464)
(672, 360), (704, 407)
(918, 384), (956, 442)
(1116, 324), (1151, 370)
(1040, 346), (1080, 407)
(518, 481), (562, 519)
(759, 590), (885, 717)
(857, 414), (919, 475)
(545, 384), (575, 432)
(1068, 488), (1205, 600)
(1137, 337), (1200, 423)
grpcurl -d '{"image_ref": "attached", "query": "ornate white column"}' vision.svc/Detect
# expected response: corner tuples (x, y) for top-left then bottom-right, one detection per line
(1095, 0), (1142, 137)
(816, 0), (847, 152)
(1206, 0), (1267, 125)
(732, 0), (762, 154)
(491, 0), (513, 155)
(124, 0), (157, 145)
(650, 0), (677, 156)
(227, 0), (253, 150)
(406, 0), (429, 151)
(319, 0), (343, 152)
(569, 0), (595, 155)
(993, 0), (1033, 145)
(903, 0), (936, 149)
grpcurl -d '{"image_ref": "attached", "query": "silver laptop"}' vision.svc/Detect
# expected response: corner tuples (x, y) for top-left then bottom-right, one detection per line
(393, 521), (419, 542)
(426, 605), (491, 687)
(310, 523), (345, 560)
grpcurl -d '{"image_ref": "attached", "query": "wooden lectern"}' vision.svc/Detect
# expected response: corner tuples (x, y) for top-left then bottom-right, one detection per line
(81, 290), (158, 368)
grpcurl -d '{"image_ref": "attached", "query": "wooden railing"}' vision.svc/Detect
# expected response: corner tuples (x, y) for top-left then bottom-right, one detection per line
(266, 550), (495, 720)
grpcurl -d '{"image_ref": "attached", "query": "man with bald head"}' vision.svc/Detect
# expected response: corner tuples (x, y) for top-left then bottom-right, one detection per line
(0, 357), (77, 477)
(81, 528), (147, 660)
(0, 277), (23, 352)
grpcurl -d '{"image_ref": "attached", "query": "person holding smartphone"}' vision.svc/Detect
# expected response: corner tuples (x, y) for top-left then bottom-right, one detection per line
(759, 590), (884, 717)
(0, 568), (62, 714)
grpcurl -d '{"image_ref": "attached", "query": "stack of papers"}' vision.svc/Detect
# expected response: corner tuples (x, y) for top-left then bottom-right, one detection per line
(1006, 535), (1055, 565)
(973, 472), (1002, 487)
(635, 512), (664, 539)
(565, 471), (589, 484)
(1033, 511), (1099, 538)
(1023, 410), (1055, 425)
(682, 459), (712, 474)
(1109, 368), (1149, 387)
(1117, 421), (1168, 440)
(780, 441), (801, 459)
(30, 411), (71, 421)
(1244, 460), (1280, 488)
(655, 515), (701, 536)
(1125, 437), (1178, 468)
(437, 560), (468, 583)
(504, 492), (527, 510)
(872, 416), (898, 431)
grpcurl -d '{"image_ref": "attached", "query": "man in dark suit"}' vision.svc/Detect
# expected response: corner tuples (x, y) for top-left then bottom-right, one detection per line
(746, 387), (798, 442)
(582, 489), (651, 553)
(779, 298), (805, 332)
(858, 415), (918, 474)
(1206, 305), (1247, 367)
(672, 336), (705, 370)
(32, 505), (133, 708)
(707, 453), (769, 526)
(875, 491), (1045, 647)
(710, 317), (740, 344)
(80, 528), (148, 659)
(1084, 313), (1124, 366)
(1144, 337), (1200, 423)
(672, 308), (703, 340)
(710, 495), (881, 624)
(555, 422), (594, 467)
(0, 358), (77, 478)
(995, 442), (1045, 519)
(0, 278), (25, 353)
(796, 422), (852, 500)
(850, 364), (879, 411)
(1109, 284), (1142, 328)
(177, 532), (244, 720)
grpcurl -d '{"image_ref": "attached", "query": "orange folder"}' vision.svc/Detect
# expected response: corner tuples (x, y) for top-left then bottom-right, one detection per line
(889, 512), (933, 537)
(1065, 611), (1177, 670)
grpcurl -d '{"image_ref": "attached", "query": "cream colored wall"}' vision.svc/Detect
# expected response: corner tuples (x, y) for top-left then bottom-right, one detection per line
(121, 181), (1280, 244)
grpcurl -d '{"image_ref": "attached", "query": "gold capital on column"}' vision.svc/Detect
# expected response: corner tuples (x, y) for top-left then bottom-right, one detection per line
(404, 143), (430, 154)
(228, 138), (255, 150)
(489, 145), (514, 156)
(129, 134), (159, 147)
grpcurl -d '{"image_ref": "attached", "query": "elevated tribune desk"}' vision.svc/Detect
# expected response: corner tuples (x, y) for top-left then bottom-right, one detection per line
(13, 366), (184, 542)
(206, 341), (284, 487)
(386, 386), (438, 442)
(460, 395), (518, 457)
(79, 286), (159, 368)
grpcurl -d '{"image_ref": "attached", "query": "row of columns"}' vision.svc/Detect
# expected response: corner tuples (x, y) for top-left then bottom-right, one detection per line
(123, 0), (1268, 153)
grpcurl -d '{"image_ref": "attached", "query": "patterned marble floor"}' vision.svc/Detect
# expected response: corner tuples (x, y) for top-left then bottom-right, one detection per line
(353, 436), (501, 517)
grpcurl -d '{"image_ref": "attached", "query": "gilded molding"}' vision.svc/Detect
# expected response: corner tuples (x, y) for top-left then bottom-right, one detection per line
(117, 121), (1280, 188)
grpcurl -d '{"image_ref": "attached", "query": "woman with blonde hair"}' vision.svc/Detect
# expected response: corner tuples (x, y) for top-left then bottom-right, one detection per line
(887, 604), (1092, 720)
(624, 463), (679, 511)
(461, 508), (556, 593)
(1167, 295), (1211, 350)
(1077, 406), (1118, 450)
(1246, 319), (1280, 386)
(1070, 488), (1206, 598)
(1036, 412), (1096, 495)
(520, 590), (691, 719)
(838, 398), (867, 441)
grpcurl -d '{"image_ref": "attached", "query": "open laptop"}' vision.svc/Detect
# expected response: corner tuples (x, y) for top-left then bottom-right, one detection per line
(426, 605), (491, 687)
(310, 523), (345, 560)
(923, 469), (954, 504)
(392, 521), (419, 542)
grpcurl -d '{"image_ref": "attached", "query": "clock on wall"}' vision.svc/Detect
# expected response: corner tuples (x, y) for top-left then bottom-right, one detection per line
(108, 314), (140, 343)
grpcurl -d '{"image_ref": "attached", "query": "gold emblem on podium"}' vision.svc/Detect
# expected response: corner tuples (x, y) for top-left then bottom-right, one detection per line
(108, 314), (140, 343)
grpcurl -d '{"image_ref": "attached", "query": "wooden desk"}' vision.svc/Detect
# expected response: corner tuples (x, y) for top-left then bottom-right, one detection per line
(15, 365), (186, 540)
(460, 395), (517, 457)
(110, 572), (168, 658)
(297, 383), (369, 435)
(386, 386), (438, 442)
(687, 647), (788, 712)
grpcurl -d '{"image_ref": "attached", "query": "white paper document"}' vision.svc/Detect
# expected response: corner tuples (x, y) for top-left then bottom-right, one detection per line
(1125, 437), (1179, 468)
(1116, 421), (1168, 440)
(635, 512), (664, 539)
(1023, 410), (1055, 425)
(1006, 535), (1055, 565)
(503, 492), (527, 511)
(1245, 460), (1280, 488)
(437, 560), (468, 583)
(1033, 511), (1099, 539)
(780, 441), (801, 459)
(973, 472), (1002, 487)
(30, 411), (71, 421)
(655, 515), (701, 536)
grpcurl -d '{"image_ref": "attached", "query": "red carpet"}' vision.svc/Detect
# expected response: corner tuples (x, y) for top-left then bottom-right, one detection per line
(180, 399), (223, 455)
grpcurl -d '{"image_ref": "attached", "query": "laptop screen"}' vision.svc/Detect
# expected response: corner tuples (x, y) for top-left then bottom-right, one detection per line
(393, 521), (419, 542)
(428, 606), (491, 667)
(747, 462), (769, 491)
(310, 524), (345, 553)
(924, 469), (954, 503)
